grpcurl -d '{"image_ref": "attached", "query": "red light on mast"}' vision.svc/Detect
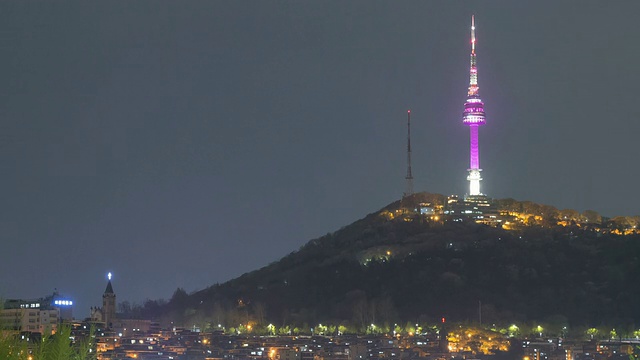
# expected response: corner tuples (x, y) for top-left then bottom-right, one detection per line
(442, 317), (446, 323)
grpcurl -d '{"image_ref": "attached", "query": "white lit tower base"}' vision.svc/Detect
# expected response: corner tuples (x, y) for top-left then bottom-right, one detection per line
(467, 168), (482, 197)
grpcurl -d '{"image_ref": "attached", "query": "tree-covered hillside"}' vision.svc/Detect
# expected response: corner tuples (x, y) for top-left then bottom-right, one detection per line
(145, 193), (640, 335)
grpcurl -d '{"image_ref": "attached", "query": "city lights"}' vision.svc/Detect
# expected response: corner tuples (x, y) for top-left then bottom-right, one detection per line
(53, 300), (73, 306)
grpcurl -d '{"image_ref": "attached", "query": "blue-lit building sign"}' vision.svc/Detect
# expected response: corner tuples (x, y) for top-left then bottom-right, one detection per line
(53, 299), (73, 306)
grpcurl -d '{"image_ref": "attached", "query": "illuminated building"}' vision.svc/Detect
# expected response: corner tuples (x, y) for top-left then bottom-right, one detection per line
(462, 16), (487, 196)
(0, 290), (74, 334)
(0, 307), (58, 334)
(444, 195), (500, 225)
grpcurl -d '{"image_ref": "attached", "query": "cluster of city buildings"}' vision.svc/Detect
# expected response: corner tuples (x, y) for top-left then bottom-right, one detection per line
(4, 267), (639, 360)
(75, 327), (640, 360)
(0, 290), (72, 335)
(521, 338), (638, 360)
(1, 273), (153, 338)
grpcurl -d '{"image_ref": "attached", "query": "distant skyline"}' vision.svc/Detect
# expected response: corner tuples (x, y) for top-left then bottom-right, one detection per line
(2, 2), (639, 316)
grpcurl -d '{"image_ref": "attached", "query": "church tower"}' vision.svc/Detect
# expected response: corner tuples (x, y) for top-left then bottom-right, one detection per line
(102, 272), (116, 328)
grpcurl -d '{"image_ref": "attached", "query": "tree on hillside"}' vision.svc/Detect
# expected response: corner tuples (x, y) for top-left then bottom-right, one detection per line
(253, 301), (267, 325)
(559, 209), (583, 223)
(496, 198), (521, 213)
(608, 217), (638, 232)
(169, 288), (189, 308)
(140, 298), (165, 319)
(582, 210), (602, 224)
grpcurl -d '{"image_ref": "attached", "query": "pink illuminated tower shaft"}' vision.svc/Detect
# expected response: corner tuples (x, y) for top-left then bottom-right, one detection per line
(462, 15), (486, 196)
(470, 125), (479, 169)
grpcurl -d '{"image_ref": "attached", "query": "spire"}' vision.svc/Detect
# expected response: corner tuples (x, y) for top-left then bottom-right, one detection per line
(471, 15), (476, 54)
(404, 109), (414, 198)
(468, 15), (479, 97)
(104, 272), (114, 294)
(104, 280), (114, 294)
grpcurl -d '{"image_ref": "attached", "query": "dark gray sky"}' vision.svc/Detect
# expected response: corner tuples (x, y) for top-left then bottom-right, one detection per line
(2, 2), (639, 316)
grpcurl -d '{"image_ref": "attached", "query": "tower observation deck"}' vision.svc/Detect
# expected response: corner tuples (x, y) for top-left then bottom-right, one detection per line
(462, 15), (486, 196)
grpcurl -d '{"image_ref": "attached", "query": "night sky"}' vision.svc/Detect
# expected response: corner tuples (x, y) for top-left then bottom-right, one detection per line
(2, 2), (639, 316)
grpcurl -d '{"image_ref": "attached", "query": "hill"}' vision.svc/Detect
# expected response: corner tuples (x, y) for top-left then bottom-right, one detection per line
(141, 193), (640, 335)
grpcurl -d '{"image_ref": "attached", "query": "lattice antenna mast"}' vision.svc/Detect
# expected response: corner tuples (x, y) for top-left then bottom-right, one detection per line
(404, 109), (414, 198)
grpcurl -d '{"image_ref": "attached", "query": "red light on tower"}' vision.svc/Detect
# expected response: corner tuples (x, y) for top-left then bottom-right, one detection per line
(442, 317), (446, 323)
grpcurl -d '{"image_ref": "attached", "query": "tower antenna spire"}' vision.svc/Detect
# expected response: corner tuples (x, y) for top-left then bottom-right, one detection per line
(471, 15), (476, 53)
(404, 109), (414, 198)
